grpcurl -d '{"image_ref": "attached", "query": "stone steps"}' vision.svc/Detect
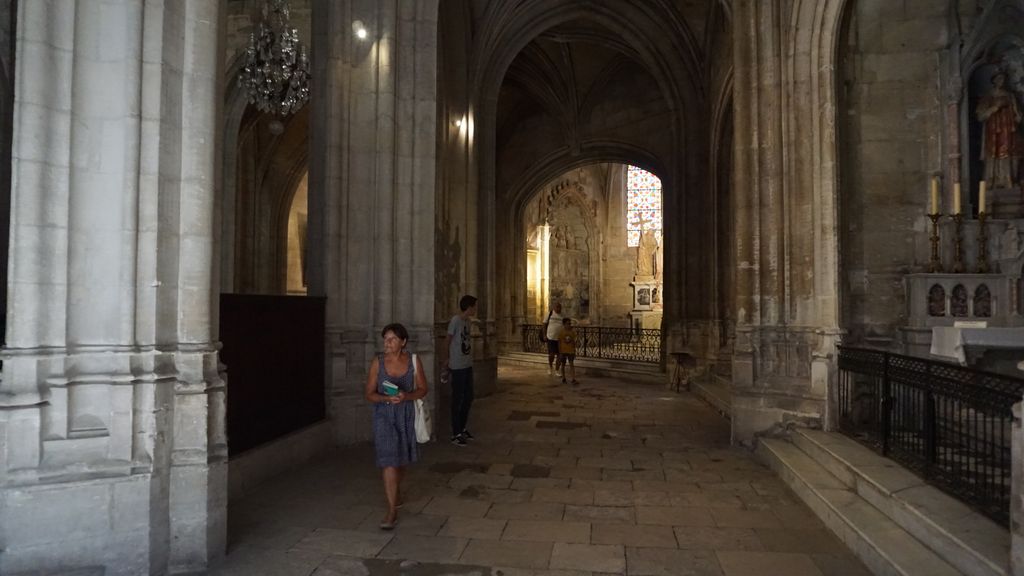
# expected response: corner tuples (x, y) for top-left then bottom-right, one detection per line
(690, 372), (731, 418)
(758, 430), (1010, 576)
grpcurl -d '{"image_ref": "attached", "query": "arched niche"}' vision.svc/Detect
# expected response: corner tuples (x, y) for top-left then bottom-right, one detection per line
(955, 0), (1024, 216)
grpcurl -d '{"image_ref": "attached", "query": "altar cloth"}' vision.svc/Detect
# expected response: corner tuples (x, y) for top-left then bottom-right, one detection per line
(930, 327), (1024, 365)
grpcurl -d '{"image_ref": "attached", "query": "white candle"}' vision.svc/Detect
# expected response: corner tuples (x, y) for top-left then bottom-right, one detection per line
(978, 181), (987, 215)
(953, 182), (961, 215)
(930, 177), (939, 214)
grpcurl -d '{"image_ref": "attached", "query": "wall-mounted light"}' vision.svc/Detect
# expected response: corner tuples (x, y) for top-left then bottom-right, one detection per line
(352, 20), (368, 40)
(453, 117), (464, 128)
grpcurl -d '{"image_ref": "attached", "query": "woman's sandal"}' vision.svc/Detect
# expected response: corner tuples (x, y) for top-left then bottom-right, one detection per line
(379, 512), (398, 530)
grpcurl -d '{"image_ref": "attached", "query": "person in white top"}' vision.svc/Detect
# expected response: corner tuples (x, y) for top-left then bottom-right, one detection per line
(544, 302), (563, 375)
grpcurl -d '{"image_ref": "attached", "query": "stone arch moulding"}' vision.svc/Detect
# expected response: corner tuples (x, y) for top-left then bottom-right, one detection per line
(220, 53), (249, 294)
(798, 0), (845, 331)
(710, 69), (733, 350)
(505, 142), (667, 339)
(470, 0), (702, 351)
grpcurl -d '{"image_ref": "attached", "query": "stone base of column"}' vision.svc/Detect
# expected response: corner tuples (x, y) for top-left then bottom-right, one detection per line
(729, 326), (837, 447)
(1, 475), (156, 576)
(0, 349), (227, 575)
(730, 389), (825, 447)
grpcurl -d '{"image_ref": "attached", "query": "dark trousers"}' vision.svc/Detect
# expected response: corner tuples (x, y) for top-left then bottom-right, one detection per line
(450, 367), (474, 436)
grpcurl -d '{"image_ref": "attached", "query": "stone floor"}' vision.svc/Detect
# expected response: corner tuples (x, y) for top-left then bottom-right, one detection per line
(211, 364), (872, 576)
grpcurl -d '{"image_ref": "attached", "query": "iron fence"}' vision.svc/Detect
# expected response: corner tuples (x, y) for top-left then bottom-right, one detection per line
(837, 345), (1024, 526)
(522, 324), (661, 363)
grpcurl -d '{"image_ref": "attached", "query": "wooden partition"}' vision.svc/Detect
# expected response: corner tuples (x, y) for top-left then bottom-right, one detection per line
(220, 294), (326, 456)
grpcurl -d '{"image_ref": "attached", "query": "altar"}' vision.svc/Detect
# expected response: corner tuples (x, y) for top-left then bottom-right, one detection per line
(929, 326), (1024, 375)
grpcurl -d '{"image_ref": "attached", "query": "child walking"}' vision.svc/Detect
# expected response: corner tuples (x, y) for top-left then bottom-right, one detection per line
(556, 317), (579, 386)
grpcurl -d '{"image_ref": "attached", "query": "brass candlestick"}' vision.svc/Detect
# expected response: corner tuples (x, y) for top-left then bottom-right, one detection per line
(977, 211), (989, 273)
(928, 213), (943, 273)
(951, 213), (965, 273)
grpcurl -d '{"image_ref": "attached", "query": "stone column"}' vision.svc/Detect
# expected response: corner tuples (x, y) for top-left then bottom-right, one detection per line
(730, 0), (844, 445)
(0, 1), (225, 574)
(311, 0), (438, 444)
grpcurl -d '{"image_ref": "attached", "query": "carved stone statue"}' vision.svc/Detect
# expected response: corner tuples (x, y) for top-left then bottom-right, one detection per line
(977, 71), (1024, 189)
(636, 229), (657, 277)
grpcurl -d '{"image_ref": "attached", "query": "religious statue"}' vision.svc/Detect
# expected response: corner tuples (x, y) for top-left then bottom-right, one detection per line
(636, 229), (657, 277)
(976, 71), (1024, 189)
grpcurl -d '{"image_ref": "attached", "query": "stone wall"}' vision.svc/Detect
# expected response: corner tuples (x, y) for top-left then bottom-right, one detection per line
(838, 0), (952, 346)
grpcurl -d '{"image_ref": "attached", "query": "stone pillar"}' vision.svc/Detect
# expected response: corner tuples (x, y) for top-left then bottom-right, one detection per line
(311, 0), (438, 444)
(0, 1), (225, 574)
(730, 0), (844, 445)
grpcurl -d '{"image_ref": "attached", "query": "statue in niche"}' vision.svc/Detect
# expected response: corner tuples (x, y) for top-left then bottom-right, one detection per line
(636, 229), (657, 277)
(552, 226), (564, 249)
(976, 70), (1024, 189)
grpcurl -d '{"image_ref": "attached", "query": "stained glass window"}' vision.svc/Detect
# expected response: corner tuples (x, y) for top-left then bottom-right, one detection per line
(627, 165), (663, 247)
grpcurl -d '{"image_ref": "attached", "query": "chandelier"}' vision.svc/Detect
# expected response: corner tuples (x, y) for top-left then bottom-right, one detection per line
(238, 0), (310, 117)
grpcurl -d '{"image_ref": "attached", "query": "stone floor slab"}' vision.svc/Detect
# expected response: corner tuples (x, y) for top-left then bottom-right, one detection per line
(459, 539), (553, 569)
(376, 534), (469, 563)
(421, 496), (492, 518)
(209, 546), (328, 576)
(625, 547), (722, 576)
(437, 516), (507, 540)
(550, 542), (626, 573)
(487, 501), (566, 520)
(531, 487), (595, 506)
(636, 505), (716, 527)
(214, 365), (868, 576)
(564, 504), (636, 524)
(290, 528), (393, 557)
(710, 508), (782, 529)
(672, 526), (763, 552)
(502, 519), (591, 544)
(716, 551), (823, 576)
(754, 528), (848, 555)
(591, 523), (678, 548)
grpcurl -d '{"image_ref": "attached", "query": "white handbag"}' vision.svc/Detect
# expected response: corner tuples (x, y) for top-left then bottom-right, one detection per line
(412, 354), (431, 443)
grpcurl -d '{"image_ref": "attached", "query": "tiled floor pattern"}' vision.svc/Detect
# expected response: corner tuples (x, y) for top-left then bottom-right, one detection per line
(211, 365), (871, 576)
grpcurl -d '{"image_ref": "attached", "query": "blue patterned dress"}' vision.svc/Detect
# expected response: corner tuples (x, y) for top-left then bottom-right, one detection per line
(373, 353), (418, 468)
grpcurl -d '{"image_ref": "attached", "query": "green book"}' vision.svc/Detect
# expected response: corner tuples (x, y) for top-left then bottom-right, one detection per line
(382, 381), (400, 396)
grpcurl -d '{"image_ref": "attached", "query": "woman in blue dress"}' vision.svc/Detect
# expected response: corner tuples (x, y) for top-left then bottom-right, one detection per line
(364, 323), (428, 529)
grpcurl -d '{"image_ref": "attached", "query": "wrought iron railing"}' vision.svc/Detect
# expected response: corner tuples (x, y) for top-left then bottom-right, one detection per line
(522, 324), (661, 363)
(837, 345), (1024, 526)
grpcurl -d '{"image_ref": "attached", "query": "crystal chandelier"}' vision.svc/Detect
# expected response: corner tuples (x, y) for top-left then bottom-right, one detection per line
(238, 0), (310, 117)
